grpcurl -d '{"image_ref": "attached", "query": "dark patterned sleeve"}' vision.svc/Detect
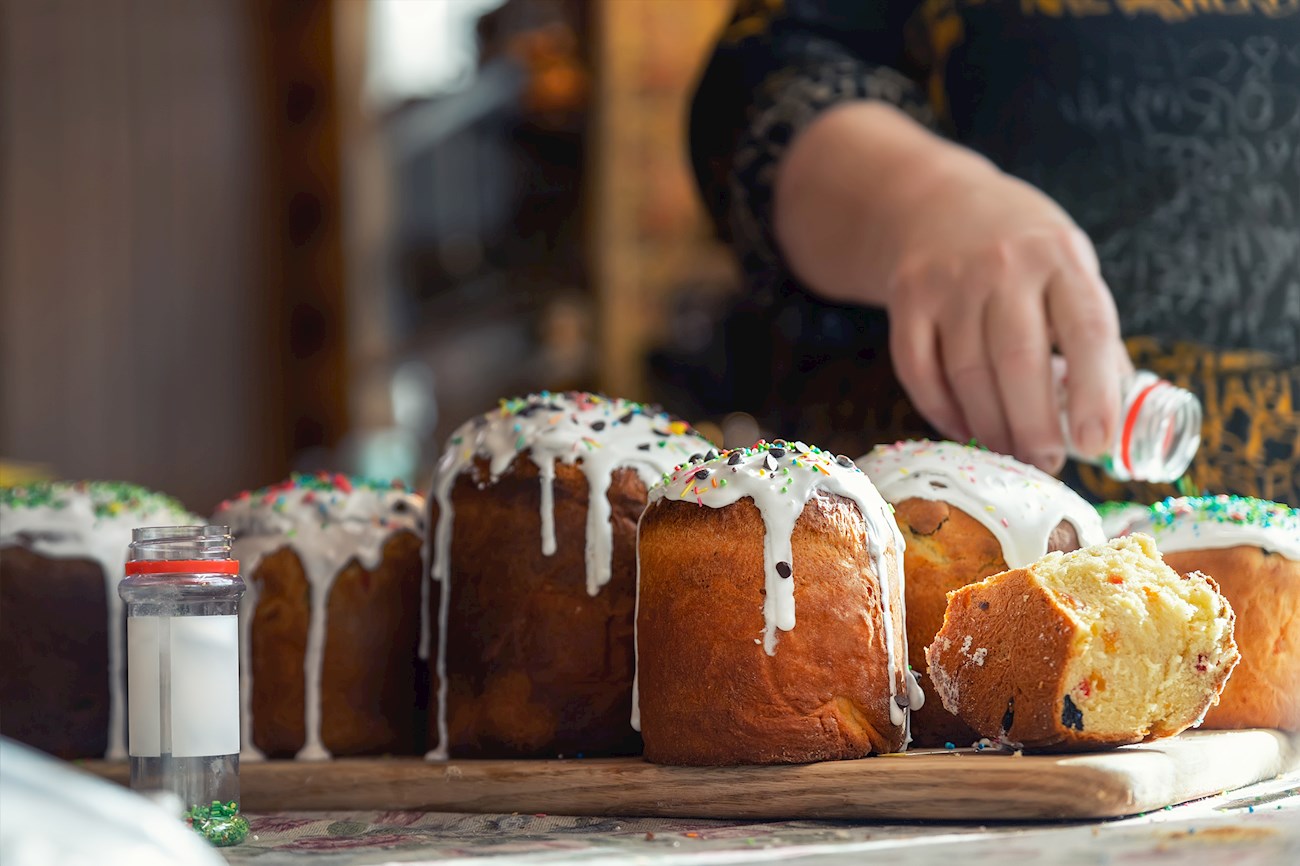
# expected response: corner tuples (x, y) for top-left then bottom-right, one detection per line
(689, 0), (933, 277)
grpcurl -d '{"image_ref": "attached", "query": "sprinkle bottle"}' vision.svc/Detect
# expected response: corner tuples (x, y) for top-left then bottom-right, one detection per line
(120, 525), (248, 846)
(1063, 369), (1202, 483)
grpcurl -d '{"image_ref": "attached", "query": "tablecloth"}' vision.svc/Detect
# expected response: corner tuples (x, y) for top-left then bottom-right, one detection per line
(219, 773), (1299, 865)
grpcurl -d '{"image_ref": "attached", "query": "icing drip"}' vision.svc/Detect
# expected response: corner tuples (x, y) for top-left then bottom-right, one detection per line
(538, 454), (557, 556)
(631, 440), (909, 733)
(1119, 495), (1300, 561)
(857, 440), (1106, 569)
(426, 391), (713, 760)
(213, 473), (424, 761)
(0, 481), (200, 760)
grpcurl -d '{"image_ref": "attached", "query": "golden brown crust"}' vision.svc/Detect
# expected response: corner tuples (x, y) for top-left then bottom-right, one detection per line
(893, 499), (1005, 747)
(1164, 546), (1299, 731)
(636, 493), (907, 766)
(321, 530), (424, 753)
(894, 498), (1082, 747)
(924, 568), (1108, 751)
(430, 455), (644, 758)
(249, 531), (423, 757)
(926, 562), (1238, 751)
(0, 547), (110, 758)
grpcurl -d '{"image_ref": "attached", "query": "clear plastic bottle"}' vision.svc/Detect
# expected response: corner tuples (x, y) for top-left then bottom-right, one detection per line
(120, 525), (248, 846)
(1063, 368), (1203, 483)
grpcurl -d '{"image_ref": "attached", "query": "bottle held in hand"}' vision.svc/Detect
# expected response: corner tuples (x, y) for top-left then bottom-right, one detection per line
(1060, 367), (1202, 483)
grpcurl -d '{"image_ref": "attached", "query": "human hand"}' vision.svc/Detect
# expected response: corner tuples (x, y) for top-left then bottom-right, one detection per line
(884, 165), (1128, 472)
(773, 103), (1128, 473)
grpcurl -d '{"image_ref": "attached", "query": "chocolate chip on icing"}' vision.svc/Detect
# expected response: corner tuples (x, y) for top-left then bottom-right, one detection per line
(689, 453), (704, 464)
(727, 452), (743, 465)
(693, 469), (711, 481)
(835, 454), (853, 468)
(776, 561), (792, 579)
(769, 447), (785, 459)
(894, 694), (910, 709)
(591, 421), (606, 431)
(637, 443), (650, 451)
(763, 454), (778, 472)
(703, 449), (718, 462)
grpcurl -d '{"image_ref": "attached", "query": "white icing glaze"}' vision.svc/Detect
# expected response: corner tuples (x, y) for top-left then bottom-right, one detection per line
(630, 440), (912, 737)
(213, 475), (424, 761)
(1118, 495), (1300, 560)
(857, 440), (1106, 569)
(425, 392), (714, 760)
(1096, 502), (1151, 539)
(0, 481), (199, 760)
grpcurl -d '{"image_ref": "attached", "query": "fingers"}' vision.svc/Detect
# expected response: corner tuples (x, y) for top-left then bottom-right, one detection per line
(939, 295), (1013, 456)
(890, 309), (970, 442)
(1047, 256), (1124, 460)
(987, 291), (1063, 472)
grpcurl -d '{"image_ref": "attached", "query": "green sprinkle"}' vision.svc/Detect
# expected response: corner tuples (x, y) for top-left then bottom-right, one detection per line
(1149, 495), (1298, 534)
(1094, 500), (1137, 518)
(0, 481), (194, 521)
(185, 800), (248, 847)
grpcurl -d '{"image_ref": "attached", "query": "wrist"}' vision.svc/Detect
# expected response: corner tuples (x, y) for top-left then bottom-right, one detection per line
(774, 101), (999, 307)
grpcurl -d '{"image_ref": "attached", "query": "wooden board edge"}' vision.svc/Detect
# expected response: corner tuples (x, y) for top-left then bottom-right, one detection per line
(74, 729), (1300, 821)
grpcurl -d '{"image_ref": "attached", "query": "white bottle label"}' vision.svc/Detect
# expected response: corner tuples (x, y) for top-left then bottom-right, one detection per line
(128, 615), (240, 758)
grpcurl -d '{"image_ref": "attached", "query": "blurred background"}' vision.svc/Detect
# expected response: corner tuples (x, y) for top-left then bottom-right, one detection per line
(0, 0), (751, 513)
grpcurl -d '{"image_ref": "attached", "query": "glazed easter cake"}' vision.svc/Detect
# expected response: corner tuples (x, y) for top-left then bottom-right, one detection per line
(427, 392), (715, 759)
(213, 474), (425, 760)
(634, 440), (921, 765)
(856, 440), (1106, 746)
(0, 481), (200, 758)
(1116, 495), (1299, 730)
(926, 535), (1239, 750)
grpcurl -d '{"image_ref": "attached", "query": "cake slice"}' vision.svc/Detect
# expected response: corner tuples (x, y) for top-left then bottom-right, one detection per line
(924, 535), (1239, 750)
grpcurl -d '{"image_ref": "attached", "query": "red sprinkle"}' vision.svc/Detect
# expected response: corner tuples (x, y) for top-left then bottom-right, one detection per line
(1108, 575), (1124, 584)
(334, 474), (353, 493)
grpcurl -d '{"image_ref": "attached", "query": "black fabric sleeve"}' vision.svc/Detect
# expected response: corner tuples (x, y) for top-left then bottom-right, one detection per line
(689, 0), (933, 277)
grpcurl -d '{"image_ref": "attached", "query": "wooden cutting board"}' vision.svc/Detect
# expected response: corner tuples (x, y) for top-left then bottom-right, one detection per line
(83, 729), (1299, 821)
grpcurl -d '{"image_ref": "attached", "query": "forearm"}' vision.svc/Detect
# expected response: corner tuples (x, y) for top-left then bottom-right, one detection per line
(773, 101), (999, 308)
